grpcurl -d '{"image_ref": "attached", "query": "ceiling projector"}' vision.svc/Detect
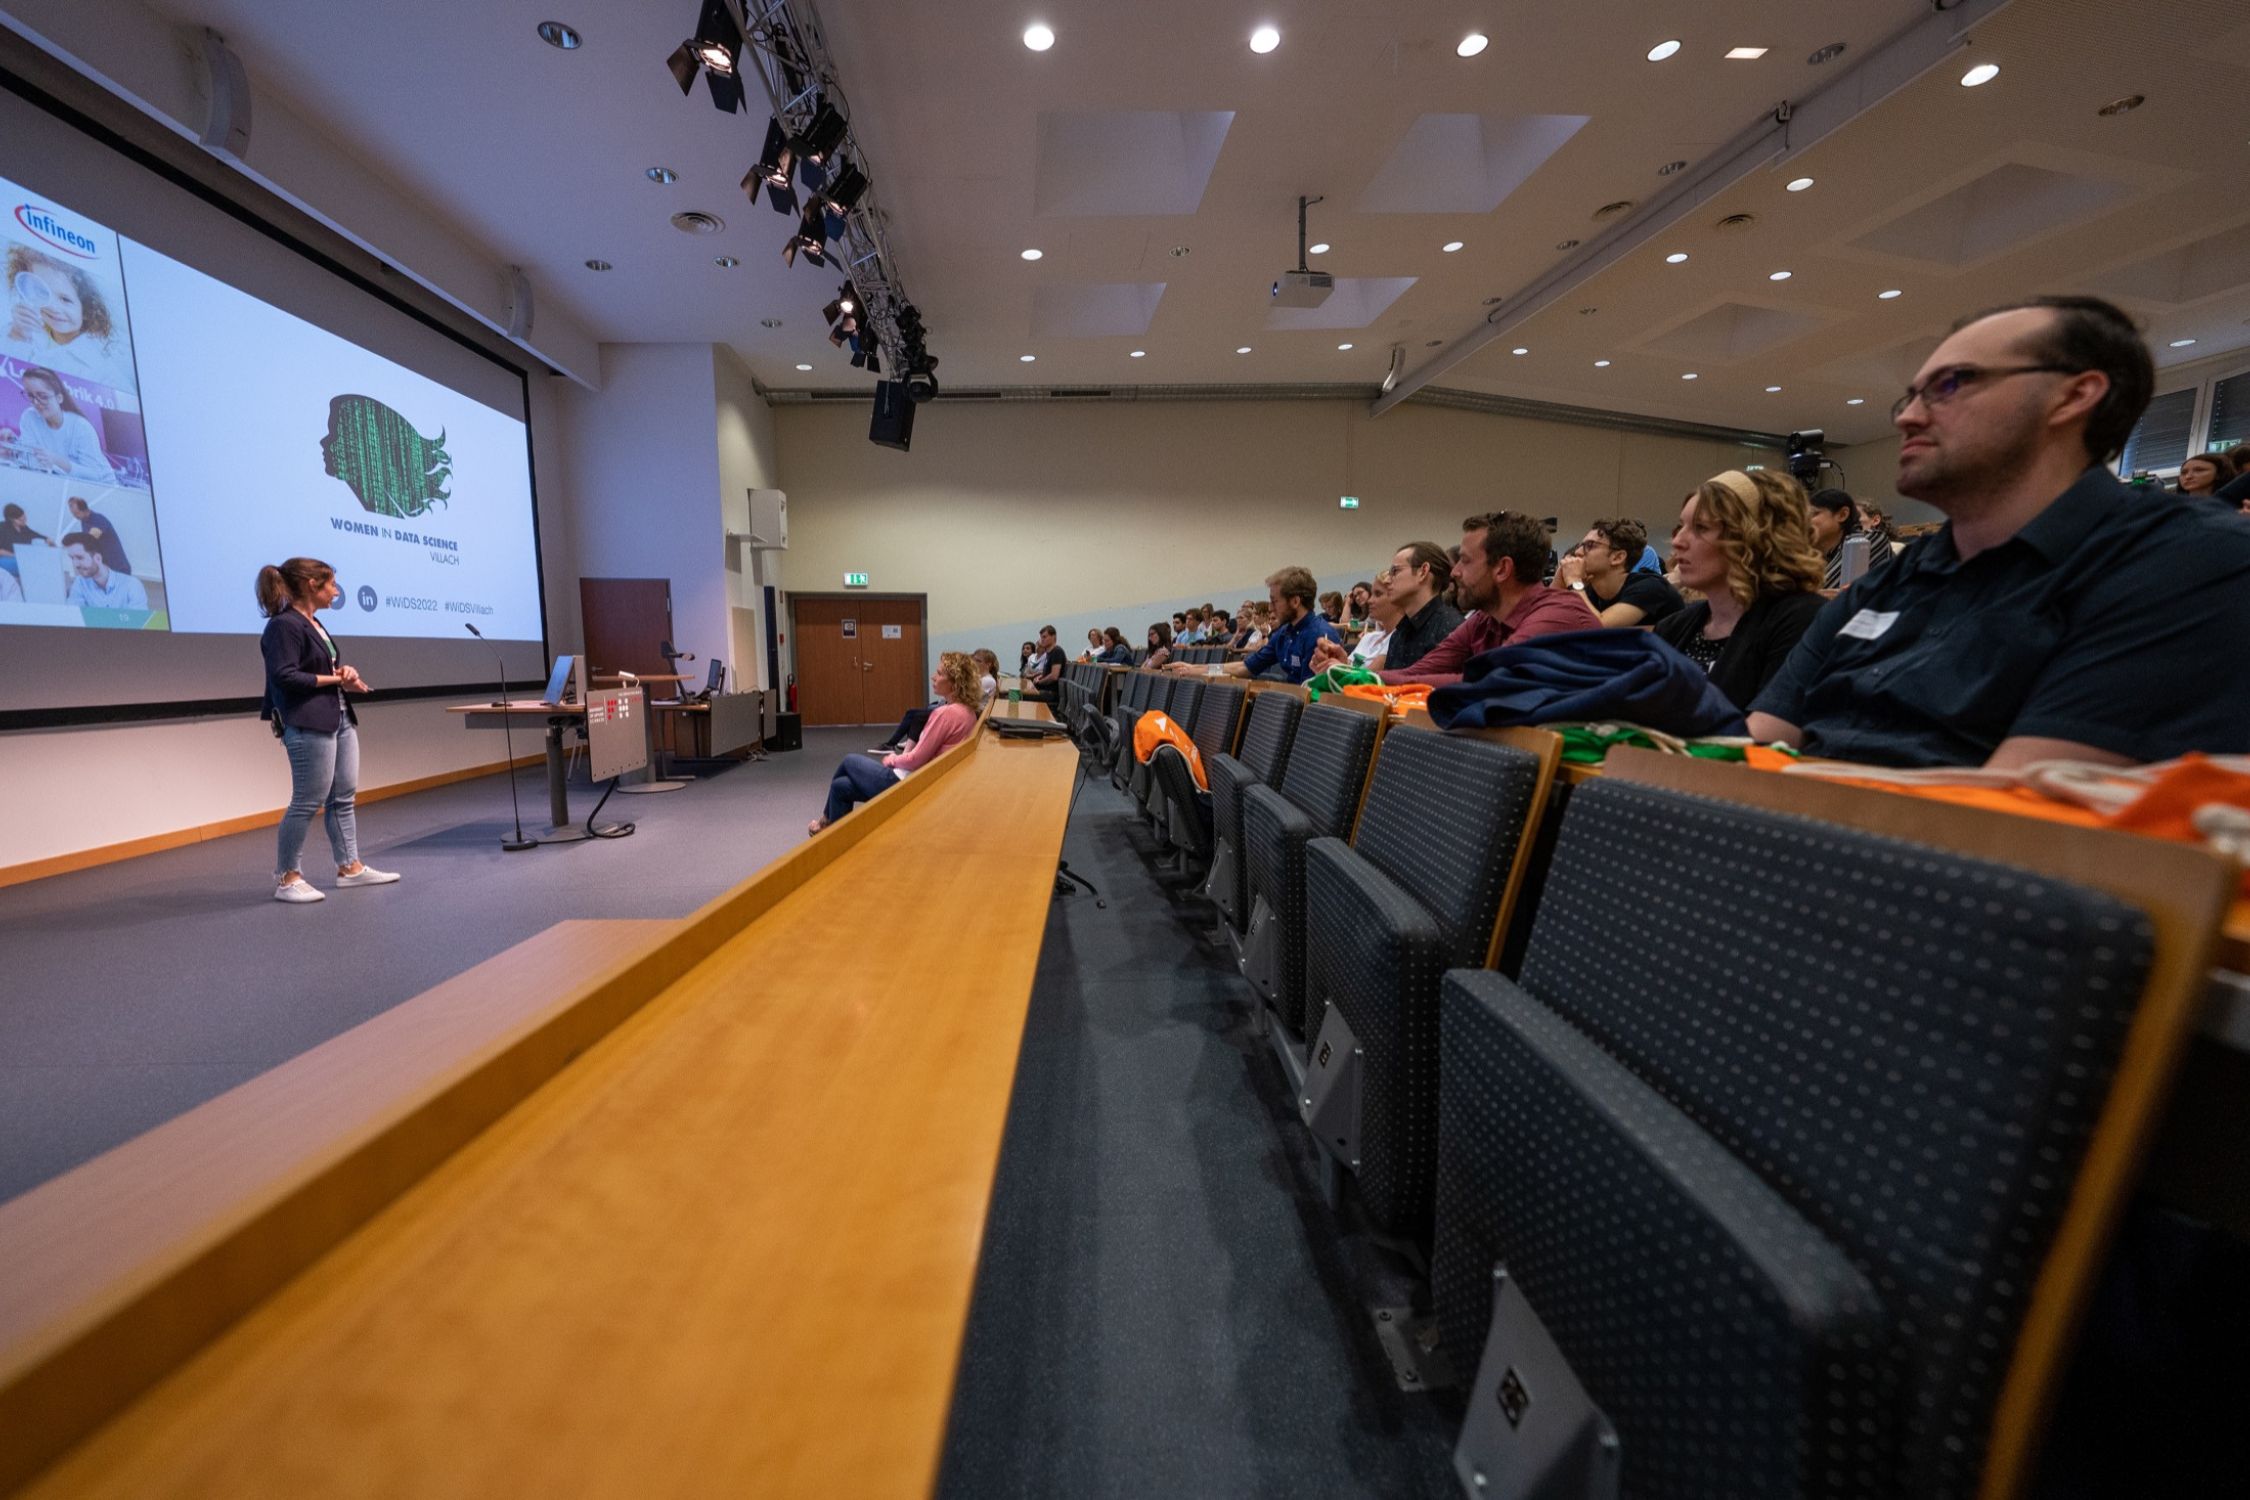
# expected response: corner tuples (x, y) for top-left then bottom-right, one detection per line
(1271, 269), (1334, 308)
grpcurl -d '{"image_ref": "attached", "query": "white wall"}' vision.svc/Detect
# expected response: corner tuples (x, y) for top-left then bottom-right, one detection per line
(714, 349), (782, 689)
(772, 397), (1777, 662)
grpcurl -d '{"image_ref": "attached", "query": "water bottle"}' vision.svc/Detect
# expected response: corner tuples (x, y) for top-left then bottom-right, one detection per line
(1839, 533), (1871, 587)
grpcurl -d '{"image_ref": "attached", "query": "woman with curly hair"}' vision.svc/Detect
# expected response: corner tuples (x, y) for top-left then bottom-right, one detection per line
(1652, 469), (1829, 711)
(809, 650), (981, 835)
(3, 246), (134, 390)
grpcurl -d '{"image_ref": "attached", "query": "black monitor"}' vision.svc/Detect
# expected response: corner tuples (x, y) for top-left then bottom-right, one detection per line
(704, 659), (725, 695)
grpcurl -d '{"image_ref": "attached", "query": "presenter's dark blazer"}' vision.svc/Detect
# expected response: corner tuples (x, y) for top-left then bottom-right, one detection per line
(261, 610), (356, 733)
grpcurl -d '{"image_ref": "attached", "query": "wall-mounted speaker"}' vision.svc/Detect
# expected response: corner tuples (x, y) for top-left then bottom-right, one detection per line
(196, 29), (252, 158)
(869, 380), (915, 451)
(501, 264), (535, 339)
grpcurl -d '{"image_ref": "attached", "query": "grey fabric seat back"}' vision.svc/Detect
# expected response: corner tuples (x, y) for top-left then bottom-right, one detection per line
(1272, 705), (1378, 841)
(1432, 968), (1897, 1499)
(1348, 726), (1539, 966)
(1235, 692), (1300, 785)
(1150, 747), (1211, 859)
(1166, 678), (1203, 727)
(1242, 784), (1319, 1031)
(1515, 778), (2155, 1499)
(1189, 683), (1245, 762)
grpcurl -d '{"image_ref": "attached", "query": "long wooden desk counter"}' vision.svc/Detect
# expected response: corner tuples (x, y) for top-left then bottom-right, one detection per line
(2, 717), (1082, 1498)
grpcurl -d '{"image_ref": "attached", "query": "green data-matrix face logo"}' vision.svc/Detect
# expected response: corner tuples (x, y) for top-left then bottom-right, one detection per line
(321, 394), (452, 519)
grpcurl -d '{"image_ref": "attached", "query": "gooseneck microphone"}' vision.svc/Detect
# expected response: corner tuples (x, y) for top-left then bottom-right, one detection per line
(465, 623), (536, 852)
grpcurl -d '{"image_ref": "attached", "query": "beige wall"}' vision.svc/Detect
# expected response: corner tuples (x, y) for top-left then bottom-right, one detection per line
(773, 397), (1776, 662)
(715, 350), (782, 688)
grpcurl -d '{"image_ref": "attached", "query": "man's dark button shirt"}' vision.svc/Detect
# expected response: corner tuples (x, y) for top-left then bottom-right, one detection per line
(1381, 593), (1464, 672)
(1751, 466), (2250, 767)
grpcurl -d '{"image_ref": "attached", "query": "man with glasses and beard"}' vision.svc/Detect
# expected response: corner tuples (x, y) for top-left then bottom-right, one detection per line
(1748, 295), (2250, 768)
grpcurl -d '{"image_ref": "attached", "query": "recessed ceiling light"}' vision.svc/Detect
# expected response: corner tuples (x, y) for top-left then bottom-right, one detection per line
(1442, 240), (1465, 253)
(1961, 62), (2000, 87)
(1512, 347), (1529, 356)
(714, 256), (739, 268)
(1657, 160), (1687, 175)
(759, 318), (782, 329)
(1594, 359), (1611, 368)
(1682, 372), (1698, 380)
(1236, 345), (1253, 354)
(1129, 349), (1145, 357)
(1023, 23), (1055, 51)
(1786, 176), (1815, 192)
(1337, 342), (1354, 351)
(1665, 251), (1689, 264)
(1556, 238), (1581, 250)
(1458, 33), (1489, 58)
(1308, 241), (1330, 254)
(1768, 270), (1792, 281)
(795, 363), (813, 372)
(1765, 385), (1782, 393)
(2169, 338), (2198, 347)
(583, 259), (611, 271)
(1249, 25), (1280, 54)
(1726, 47), (1769, 60)
(1878, 288), (1903, 300)
(1807, 41), (1847, 66)
(2098, 94), (2146, 116)
(1646, 40), (1681, 62)
(646, 166), (677, 184)
(1846, 397), (1866, 405)
(537, 21), (581, 50)
(1019, 354), (1036, 363)
(1020, 248), (1043, 261)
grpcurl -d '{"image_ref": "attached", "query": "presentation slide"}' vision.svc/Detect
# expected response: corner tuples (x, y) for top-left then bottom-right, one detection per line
(0, 172), (540, 643)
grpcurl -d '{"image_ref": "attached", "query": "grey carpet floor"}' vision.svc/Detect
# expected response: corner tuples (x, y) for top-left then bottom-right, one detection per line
(938, 778), (1459, 1499)
(0, 727), (874, 1203)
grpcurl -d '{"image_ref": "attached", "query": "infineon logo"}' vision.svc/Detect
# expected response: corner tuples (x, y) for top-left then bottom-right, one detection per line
(13, 204), (98, 259)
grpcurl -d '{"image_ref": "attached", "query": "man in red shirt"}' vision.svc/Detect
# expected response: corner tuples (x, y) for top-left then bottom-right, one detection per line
(1312, 510), (1596, 686)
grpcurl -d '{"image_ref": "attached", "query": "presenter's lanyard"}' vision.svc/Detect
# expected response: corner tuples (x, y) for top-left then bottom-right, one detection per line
(309, 615), (343, 711)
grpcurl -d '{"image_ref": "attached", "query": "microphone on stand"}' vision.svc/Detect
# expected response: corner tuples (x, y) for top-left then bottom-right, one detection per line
(465, 623), (536, 852)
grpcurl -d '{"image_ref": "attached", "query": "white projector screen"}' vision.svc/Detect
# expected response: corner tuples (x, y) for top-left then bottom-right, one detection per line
(0, 81), (546, 722)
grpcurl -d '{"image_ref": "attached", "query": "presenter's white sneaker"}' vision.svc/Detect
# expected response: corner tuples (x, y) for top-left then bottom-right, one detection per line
(336, 864), (400, 888)
(274, 877), (325, 904)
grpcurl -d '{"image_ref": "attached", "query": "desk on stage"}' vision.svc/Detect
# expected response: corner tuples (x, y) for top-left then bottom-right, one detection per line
(447, 687), (650, 825)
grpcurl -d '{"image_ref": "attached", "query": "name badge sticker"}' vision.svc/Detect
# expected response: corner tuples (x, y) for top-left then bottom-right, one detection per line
(1838, 608), (1900, 642)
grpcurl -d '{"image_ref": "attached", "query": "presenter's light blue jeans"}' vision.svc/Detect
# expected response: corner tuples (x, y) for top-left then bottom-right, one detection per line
(822, 753), (899, 824)
(277, 722), (360, 876)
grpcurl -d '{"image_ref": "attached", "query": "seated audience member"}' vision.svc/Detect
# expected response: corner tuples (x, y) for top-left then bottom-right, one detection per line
(1316, 511), (1598, 686)
(1749, 294), (2250, 769)
(2221, 461), (2250, 515)
(1346, 581), (1374, 627)
(1652, 471), (1829, 710)
(0, 501), (48, 577)
(2176, 451), (2231, 500)
(1317, 590), (1346, 627)
(810, 652), (982, 835)
(1633, 540), (1663, 573)
(1373, 540), (1463, 672)
(1238, 607), (1268, 651)
(1017, 639), (1038, 676)
(1856, 499), (1906, 561)
(1172, 566), (1337, 683)
(1143, 620), (1176, 669)
(1806, 488), (1864, 588)
(1098, 626), (1134, 664)
(1170, 611), (1188, 642)
(1028, 624), (1066, 702)
(61, 532), (146, 609)
(875, 645), (1001, 752)
(1077, 627), (1104, 663)
(972, 649), (1000, 702)
(1349, 578), (1403, 667)
(1556, 517), (1683, 627)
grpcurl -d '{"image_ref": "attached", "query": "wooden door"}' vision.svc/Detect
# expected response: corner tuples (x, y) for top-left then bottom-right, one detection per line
(792, 595), (868, 726)
(580, 578), (673, 680)
(855, 597), (926, 730)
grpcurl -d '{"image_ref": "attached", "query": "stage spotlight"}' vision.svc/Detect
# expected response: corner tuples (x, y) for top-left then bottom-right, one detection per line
(798, 98), (849, 164)
(782, 199), (828, 267)
(745, 119), (798, 214)
(851, 345), (880, 374)
(824, 162), (870, 214)
(666, 0), (746, 112)
(822, 281), (859, 330)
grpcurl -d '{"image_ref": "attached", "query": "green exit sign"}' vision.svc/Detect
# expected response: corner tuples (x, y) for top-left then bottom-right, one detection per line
(843, 572), (869, 588)
(1339, 496), (1361, 509)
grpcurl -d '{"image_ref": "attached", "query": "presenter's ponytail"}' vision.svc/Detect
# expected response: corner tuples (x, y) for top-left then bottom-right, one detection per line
(257, 557), (336, 617)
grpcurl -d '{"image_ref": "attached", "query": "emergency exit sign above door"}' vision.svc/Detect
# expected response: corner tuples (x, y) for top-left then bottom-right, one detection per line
(843, 572), (869, 588)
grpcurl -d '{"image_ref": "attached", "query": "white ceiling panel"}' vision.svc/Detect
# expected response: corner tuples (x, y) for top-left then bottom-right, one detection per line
(1354, 114), (1591, 215)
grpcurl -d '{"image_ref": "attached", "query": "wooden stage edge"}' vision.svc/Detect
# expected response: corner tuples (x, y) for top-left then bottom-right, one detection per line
(0, 752), (547, 891)
(0, 703), (1069, 1496)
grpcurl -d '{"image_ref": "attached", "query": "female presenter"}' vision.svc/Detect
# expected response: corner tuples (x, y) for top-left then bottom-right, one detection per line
(258, 557), (399, 904)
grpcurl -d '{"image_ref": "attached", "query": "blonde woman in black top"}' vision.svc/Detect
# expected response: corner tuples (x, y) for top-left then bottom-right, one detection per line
(1653, 472), (1829, 711)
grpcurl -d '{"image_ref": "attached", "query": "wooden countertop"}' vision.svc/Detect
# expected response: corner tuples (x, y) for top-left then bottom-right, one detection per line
(8, 728), (1080, 1499)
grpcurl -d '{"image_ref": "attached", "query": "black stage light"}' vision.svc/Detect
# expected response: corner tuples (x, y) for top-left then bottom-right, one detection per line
(782, 198), (828, 268)
(746, 119), (798, 214)
(666, 0), (746, 113)
(851, 346), (880, 374)
(822, 281), (858, 329)
(824, 163), (870, 213)
(797, 98), (848, 163)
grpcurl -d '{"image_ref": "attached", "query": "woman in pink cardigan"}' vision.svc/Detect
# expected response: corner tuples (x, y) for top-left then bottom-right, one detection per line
(808, 650), (982, 835)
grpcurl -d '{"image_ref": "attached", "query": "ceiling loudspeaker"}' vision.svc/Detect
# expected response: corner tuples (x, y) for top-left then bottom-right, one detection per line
(869, 380), (915, 452)
(500, 265), (535, 340)
(195, 28), (252, 158)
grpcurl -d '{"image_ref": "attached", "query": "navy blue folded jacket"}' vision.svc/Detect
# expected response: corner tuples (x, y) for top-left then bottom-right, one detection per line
(1427, 628), (1747, 737)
